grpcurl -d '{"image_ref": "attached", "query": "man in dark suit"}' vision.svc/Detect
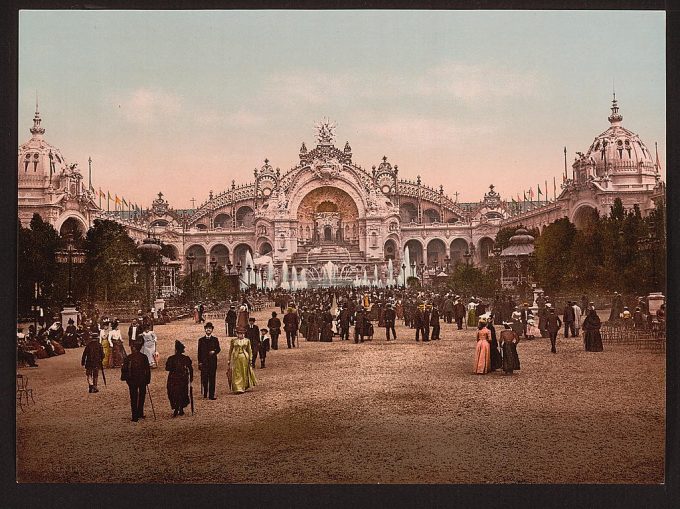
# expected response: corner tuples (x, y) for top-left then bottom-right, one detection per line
(520, 303), (532, 339)
(422, 304), (432, 341)
(225, 305), (237, 337)
(413, 305), (425, 342)
(121, 340), (151, 421)
(430, 304), (441, 340)
(384, 303), (397, 341)
(354, 306), (366, 343)
(127, 318), (143, 349)
(283, 306), (299, 348)
(338, 304), (351, 341)
(267, 311), (281, 350)
(453, 298), (466, 330)
(246, 317), (260, 368)
(197, 322), (221, 400)
(545, 307), (563, 354)
(81, 332), (104, 393)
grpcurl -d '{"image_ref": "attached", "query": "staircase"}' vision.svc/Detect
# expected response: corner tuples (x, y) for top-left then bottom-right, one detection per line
(291, 242), (365, 267)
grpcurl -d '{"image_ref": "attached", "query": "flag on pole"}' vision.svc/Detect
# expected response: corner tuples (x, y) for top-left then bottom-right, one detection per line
(545, 180), (548, 201)
(529, 187), (534, 201)
(99, 188), (105, 198)
(523, 191), (527, 202)
(122, 197), (128, 207)
(553, 176), (557, 200)
(107, 191), (111, 212)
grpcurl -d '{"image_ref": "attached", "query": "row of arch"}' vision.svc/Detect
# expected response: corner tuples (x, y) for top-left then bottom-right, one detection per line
(184, 242), (272, 272)
(194, 206), (256, 230)
(399, 202), (460, 224)
(385, 237), (496, 267)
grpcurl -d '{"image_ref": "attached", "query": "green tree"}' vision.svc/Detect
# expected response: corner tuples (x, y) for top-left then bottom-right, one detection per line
(17, 214), (62, 317)
(83, 219), (141, 302)
(533, 217), (577, 293)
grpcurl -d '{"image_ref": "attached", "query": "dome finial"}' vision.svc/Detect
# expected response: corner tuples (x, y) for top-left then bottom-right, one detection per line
(30, 91), (45, 138)
(608, 91), (623, 126)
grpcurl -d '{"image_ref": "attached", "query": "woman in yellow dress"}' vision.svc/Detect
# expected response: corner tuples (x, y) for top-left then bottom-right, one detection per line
(473, 318), (492, 374)
(228, 332), (257, 394)
(99, 319), (112, 368)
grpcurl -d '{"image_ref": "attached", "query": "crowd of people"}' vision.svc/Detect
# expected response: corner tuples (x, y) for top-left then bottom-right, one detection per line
(17, 285), (665, 421)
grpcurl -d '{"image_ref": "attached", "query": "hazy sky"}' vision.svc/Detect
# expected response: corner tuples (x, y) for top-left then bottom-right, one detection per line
(19, 10), (666, 209)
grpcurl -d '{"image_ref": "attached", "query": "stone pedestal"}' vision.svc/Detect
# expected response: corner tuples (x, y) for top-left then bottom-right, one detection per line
(61, 306), (79, 329)
(154, 298), (166, 311)
(647, 292), (665, 316)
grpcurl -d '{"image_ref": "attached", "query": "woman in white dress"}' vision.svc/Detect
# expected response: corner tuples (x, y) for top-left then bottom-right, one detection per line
(108, 320), (127, 368)
(141, 323), (158, 368)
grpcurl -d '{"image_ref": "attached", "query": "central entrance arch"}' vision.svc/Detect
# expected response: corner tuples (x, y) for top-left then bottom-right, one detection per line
(296, 186), (360, 246)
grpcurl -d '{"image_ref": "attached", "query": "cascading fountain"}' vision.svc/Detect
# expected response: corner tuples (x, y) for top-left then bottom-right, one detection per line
(290, 265), (298, 291)
(280, 261), (289, 291)
(402, 247), (411, 286)
(300, 268), (308, 289)
(325, 260), (336, 286)
(373, 264), (379, 288)
(387, 259), (395, 287)
(361, 267), (369, 287)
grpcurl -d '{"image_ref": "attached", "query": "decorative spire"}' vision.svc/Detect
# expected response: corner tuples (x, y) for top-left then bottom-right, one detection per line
(30, 93), (45, 137)
(608, 92), (623, 125)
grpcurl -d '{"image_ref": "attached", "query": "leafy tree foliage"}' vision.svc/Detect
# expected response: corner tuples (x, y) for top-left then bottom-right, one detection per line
(83, 219), (141, 302)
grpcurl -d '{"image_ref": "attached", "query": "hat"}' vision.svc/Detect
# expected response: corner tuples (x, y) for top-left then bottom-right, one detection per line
(230, 305), (235, 309)
(204, 322), (214, 329)
(260, 328), (268, 333)
(249, 317), (256, 322)
(175, 340), (185, 353)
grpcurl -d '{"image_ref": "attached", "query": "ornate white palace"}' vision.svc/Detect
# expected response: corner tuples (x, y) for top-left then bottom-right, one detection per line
(18, 98), (665, 287)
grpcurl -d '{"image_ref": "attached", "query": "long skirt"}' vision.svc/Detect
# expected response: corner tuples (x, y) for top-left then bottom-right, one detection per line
(490, 338), (502, 371)
(236, 310), (249, 334)
(141, 341), (156, 367)
(474, 340), (491, 374)
(501, 342), (521, 373)
(110, 340), (127, 368)
(467, 309), (477, 327)
(320, 323), (333, 342)
(101, 342), (111, 368)
(584, 330), (604, 352)
(167, 371), (189, 410)
(230, 353), (257, 394)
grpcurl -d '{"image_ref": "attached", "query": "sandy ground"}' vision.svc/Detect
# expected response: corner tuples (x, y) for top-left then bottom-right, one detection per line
(16, 308), (665, 484)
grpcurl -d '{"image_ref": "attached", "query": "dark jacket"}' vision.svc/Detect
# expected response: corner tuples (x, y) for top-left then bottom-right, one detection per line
(226, 309), (237, 325)
(267, 317), (281, 332)
(128, 324), (143, 346)
(430, 309), (440, 327)
(453, 302), (466, 319)
(121, 350), (151, 386)
(383, 308), (396, 325)
(563, 305), (575, 322)
(197, 335), (221, 371)
(247, 325), (260, 350)
(283, 311), (299, 332)
(339, 308), (351, 327)
(545, 313), (562, 333)
(81, 339), (104, 369)
(413, 309), (424, 328)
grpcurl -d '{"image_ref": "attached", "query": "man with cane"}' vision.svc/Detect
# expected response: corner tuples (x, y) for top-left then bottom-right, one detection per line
(121, 340), (151, 422)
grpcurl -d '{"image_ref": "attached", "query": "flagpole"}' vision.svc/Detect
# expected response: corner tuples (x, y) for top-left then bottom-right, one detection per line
(107, 193), (110, 212)
(564, 146), (568, 181)
(88, 157), (92, 191)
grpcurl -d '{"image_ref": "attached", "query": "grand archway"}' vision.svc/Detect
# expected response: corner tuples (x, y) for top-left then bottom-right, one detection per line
(296, 186), (360, 246)
(572, 204), (599, 230)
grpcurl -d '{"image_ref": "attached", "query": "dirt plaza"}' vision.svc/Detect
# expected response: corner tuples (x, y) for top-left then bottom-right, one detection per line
(16, 307), (664, 484)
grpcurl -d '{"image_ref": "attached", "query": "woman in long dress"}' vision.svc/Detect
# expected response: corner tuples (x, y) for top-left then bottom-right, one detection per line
(467, 299), (478, 327)
(500, 327), (521, 374)
(166, 340), (193, 417)
(141, 324), (158, 368)
(235, 301), (250, 335)
(228, 332), (257, 394)
(99, 320), (112, 368)
(582, 307), (604, 352)
(487, 317), (503, 372)
(473, 319), (492, 374)
(108, 320), (127, 368)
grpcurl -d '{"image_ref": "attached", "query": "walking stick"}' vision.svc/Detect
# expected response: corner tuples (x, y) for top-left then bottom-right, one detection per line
(100, 361), (107, 387)
(147, 384), (157, 420)
(188, 367), (195, 416)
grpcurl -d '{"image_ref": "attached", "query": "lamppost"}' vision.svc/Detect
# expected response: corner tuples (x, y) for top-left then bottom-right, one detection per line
(444, 255), (451, 274)
(401, 263), (407, 289)
(246, 263), (252, 288)
(138, 231), (162, 312)
(210, 256), (217, 274)
(226, 256), (233, 275)
(55, 233), (86, 308)
(464, 249), (472, 266)
(260, 266), (266, 291)
(186, 253), (195, 302)
(419, 260), (426, 286)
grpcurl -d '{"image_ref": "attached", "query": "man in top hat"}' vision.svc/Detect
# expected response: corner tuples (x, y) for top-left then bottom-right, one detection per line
(197, 322), (221, 400)
(413, 304), (426, 342)
(225, 305), (237, 337)
(283, 305), (299, 348)
(338, 304), (351, 341)
(121, 339), (151, 421)
(520, 302), (532, 339)
(430, 304), (441, 340)
(563, 301), (576, 338)
(384, 303), (397, 341)
(246, 317), (260, 368)
(545, 306), (562, 354)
